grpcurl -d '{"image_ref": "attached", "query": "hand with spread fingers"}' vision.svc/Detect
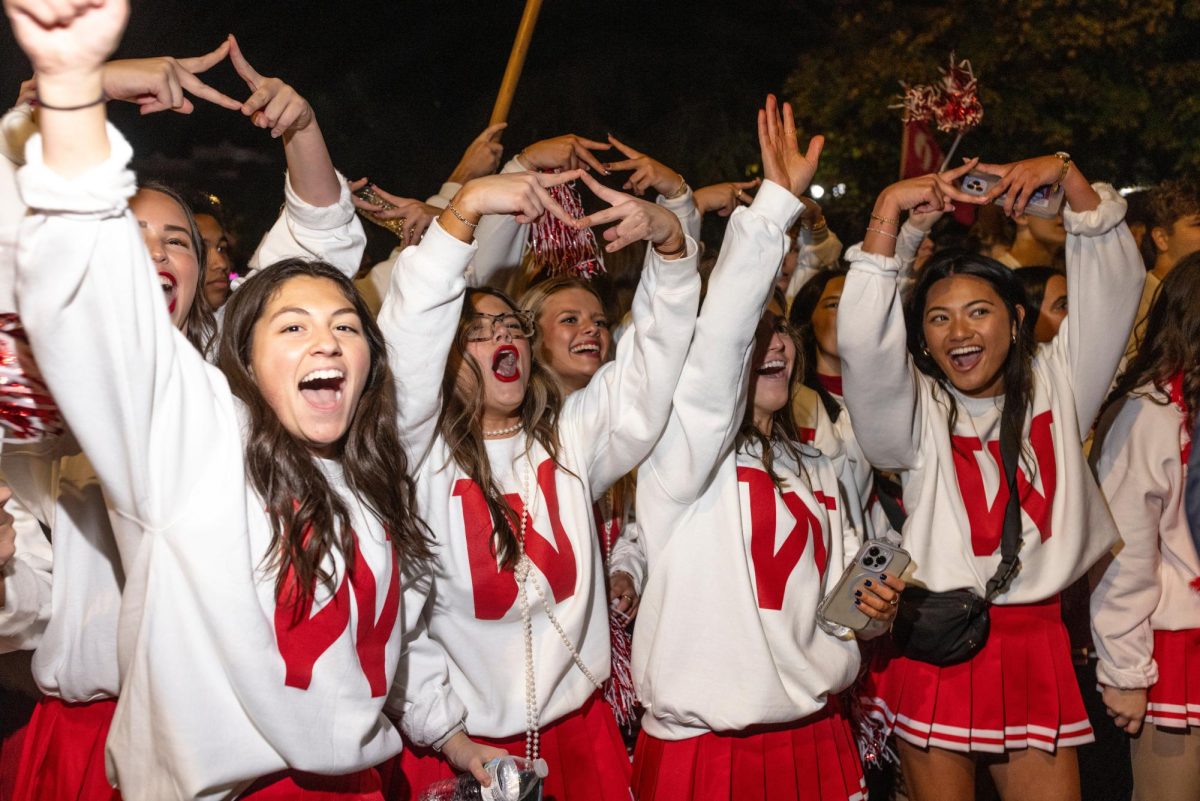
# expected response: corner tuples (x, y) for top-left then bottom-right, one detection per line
(1100, 685), (1147, 735)
(602, 134), (685, 198)
(349, 179), (439, 245)
(575, 171), (687, 257)
(448, 122), (507, 185)
(226, 34), (313, 139)
(693, 178), (761, 217)
(758, 93), (824, 199)
(977, 153), (1100, 216)
(515, 133), (611, 173)
(852, 572), (906, 639)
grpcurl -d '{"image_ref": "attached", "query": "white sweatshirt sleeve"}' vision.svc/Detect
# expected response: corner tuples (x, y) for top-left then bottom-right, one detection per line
(563, 233), (702, 496)
(377, 221), (477, 466)
(0, 496), (51, 653)
(15, 126), (235, 533)
(657, 188), (701, 245)
(894, 220), (927, 275)
(642, 180), (801, 504)
(837, 245), (926, 471)
(427, 181), (462, 211)
(245, 170), (367, 278)
(389, 572), (468, 747)
(1052, 184), (1145, 438)
(1090, 394), (1173, 689)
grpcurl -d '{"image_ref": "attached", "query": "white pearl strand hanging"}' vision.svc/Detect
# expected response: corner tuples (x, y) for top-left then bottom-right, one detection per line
(514, 457), (603, 764)
(483, 421), (523, 438)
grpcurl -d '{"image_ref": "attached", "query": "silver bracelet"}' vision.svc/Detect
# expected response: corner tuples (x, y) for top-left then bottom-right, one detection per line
(446, 202), (478, 230)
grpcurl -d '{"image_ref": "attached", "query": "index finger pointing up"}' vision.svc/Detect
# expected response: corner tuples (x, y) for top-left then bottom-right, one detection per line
(606, 133), (642, 160)
(577, 170), (627, 205)
(226, 35), (263, 90)
(177, 39), (231, 74)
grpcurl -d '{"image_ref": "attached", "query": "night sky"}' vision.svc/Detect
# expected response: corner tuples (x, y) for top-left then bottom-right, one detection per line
(2, 1), (810, 257)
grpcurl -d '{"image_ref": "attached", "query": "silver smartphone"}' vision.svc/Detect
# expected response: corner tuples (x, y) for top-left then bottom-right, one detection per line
(817, 540), (911, 634)
(960, 169), (1066, 219)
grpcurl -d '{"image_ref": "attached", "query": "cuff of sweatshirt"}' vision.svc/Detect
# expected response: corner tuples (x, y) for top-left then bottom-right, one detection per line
(1095, 658), (1159, 691)
(655, 185), (695, 215)
(430, 722), (466, 752)
(1063, 182), (1126, 237)
(17, 125), (136, 215)
(426, 181), (462, 210)
(748, 180), (803, 232)
(282, 170), (357, 231)
(403, 218), (478, 287)
(1, 104), (35, 167)
(501, 157), (527, 176)
(844, 243), (900, 276)
(644, 236), (701, 295)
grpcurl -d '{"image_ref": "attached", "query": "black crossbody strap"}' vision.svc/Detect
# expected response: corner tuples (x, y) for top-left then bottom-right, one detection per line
(984, 431), (1022, 601)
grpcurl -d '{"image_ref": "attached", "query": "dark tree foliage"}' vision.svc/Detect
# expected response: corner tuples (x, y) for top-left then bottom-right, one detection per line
(786, 0), (1200, 236)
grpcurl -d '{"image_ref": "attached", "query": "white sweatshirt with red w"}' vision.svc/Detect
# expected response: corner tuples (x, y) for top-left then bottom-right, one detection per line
(15, 126), (403, 801)
(838, 185), (1144, 602)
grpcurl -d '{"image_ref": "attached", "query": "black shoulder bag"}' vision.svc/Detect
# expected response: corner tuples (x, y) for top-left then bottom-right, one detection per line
(891, 432), (1022, 666)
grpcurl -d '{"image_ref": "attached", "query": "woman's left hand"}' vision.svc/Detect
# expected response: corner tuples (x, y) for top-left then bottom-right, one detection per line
(576, 171), (687, 256)
(227, 34), (313, 138)
(854, 572), (906, 630)
(978, 155), (1068, 217)
(609, 570), (640, 618)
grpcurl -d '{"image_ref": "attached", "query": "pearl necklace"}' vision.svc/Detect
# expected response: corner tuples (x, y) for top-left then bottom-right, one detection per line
(514, 457), (603, 763)
(483, 421), (523, 438)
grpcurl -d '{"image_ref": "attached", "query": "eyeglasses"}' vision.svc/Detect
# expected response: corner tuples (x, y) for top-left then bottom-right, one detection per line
(465, 310), (536, 342)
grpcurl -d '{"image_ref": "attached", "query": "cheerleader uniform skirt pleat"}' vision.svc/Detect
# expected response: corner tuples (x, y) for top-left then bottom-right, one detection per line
(629, 700), (865, 801)
(389, 692), (631, 801)
(1145, 627), (1200, 730)
(860, 596), (1093, 754)
(239, 769), (383, 800)
(10, 695), (120, 801)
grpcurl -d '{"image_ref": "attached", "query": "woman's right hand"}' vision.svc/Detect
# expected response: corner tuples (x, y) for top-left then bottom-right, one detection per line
(576, 171), (687, 257)
(438, 171), (583, 243)
(875, 159), (982, 219)
(758, 93), (823, 199)
(440, 731), (510, 786)
(694, 178), (761, 216)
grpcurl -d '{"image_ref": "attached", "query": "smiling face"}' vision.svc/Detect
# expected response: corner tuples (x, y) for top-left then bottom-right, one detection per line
(131, 189), (200, 330)
(535, 287), (611, 392)
(249, 275), (370, 456)
(460, 293), (533, 425)
(1033, 273), (1068, 343)
(810, 275), (844, 375)
(749, 299), (797, 434)
(195, 213), (232, 309)
(922, 274), (1022, 398)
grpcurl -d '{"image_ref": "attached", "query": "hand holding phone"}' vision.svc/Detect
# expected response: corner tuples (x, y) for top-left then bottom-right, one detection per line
(960, 169), (1065, 219)
(817, 540), (910, 636)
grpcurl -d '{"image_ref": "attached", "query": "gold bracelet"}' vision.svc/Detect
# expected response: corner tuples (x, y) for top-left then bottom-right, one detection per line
(870, 212), (900, 227)
(653, 237), (688, 258)
(446, 202), (478, 230)
(866, 226), (898, 240)
(663, 175), (688, 200)
(1052, 151), (1072, 193)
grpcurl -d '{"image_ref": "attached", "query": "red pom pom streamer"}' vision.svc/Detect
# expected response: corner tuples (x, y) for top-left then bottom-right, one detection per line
(527, 177), (604, 279)
(0, 314), (63, 442)
(931, 55), (983, 134)
(605, 607), (637, 729)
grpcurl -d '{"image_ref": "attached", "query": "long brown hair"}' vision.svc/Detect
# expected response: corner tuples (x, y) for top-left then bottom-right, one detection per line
(1104, 253), (1200, 431)
(438, 287), (565, 568)
(136, 183), (218, 357)
(738, 291), (811, 489)
(218, 259), (431, 605)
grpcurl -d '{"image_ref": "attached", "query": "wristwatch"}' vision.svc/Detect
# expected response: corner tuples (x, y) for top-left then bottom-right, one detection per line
(1052, 151), (1072, 192)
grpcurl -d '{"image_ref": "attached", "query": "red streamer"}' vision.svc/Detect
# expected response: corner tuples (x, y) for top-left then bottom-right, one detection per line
(527, 178), (604, 279)
(0, 314), (63, 441)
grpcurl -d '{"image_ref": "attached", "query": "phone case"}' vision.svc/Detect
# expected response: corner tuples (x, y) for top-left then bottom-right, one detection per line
(959, 170), (1066, 219)
(816, 540), (911, 633)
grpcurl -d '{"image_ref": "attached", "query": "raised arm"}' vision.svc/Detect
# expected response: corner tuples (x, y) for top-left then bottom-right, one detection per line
(564, 170), (700, 493)
(980, 155), (1144, 436)
(604, 134), (701, 243)
(222, 37), (365, 279)
(838, 162), (980, 470)
(378, 171), (581, 463)
(11, 0), (236, 530)
(642, 96), (814, 502)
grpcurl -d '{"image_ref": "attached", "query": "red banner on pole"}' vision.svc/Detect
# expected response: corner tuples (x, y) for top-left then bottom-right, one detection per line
(899, 121), (977, 225)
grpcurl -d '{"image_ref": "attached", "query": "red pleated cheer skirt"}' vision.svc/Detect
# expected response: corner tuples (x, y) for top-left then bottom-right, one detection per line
(1145, 627), (1200, 730)
(240, 768), (383, 800)
(389, 692), (631, 801)
(11, 695), (120, 801)
(860, 596), (1093, 754)
(0, 689), (37, 800)
(630, 700), (865, 801)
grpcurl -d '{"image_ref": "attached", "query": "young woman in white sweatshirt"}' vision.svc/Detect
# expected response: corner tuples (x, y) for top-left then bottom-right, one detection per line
(1091, 253), (1200, 801)
(839, 156), (1144, 801)
(379, 152), (700, 799)
(630, 96), (902, 801)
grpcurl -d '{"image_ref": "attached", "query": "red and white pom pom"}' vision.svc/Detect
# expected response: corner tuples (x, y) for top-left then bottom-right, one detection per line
(931, 55), (983, 133)
(895, 82), (940, 124)
(528, 177), (604, 279)
(604, 606), (637, 729)
(0, 314), (63, 442)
